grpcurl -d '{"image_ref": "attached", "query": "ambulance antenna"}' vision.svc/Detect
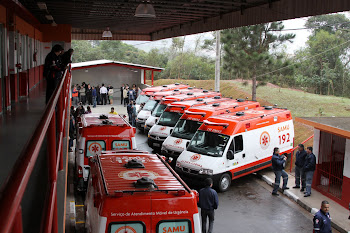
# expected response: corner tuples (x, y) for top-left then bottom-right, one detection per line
(246, 97), (249, 100)
(274, 104), (278, 108)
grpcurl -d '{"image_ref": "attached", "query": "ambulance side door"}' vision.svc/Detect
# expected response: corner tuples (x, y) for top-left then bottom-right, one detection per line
(226, 134), (244, 167)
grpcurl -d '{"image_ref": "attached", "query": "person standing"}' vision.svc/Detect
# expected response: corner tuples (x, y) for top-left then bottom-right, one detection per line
(61, 48), (74, 68)
(131, 101), (137, 127)
(120, 84), (125, 104)
(123, 86), (129, 107)
(79, 85), (86, 105)
(109, 107), (118, 115)
(86, 84), (92, 105)
(198, 178), (219, 233)
(314, 200), (332, 233)
(44, 44), (63, 103)
(100, 83), (108, 105)
(108, 86), (114, 105)
(72, 85), (79, 106)
(293, 144), (307, 192)
(92, 86), (97, 108)
(127, 101), (133, 125)
(304, 146), (316, 197)
(128, 86), (135, 103)
(271, 147), (289, 196)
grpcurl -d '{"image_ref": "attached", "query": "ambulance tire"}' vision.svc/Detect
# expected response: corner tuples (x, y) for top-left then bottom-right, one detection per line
(217, 173), (231, 192)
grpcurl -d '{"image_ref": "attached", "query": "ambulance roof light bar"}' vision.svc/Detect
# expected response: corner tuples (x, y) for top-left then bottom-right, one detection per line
(203, 120), (229, 128)
(185, 110), (206, 116)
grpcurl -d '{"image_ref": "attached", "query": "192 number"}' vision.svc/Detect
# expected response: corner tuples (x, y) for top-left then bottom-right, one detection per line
(279, 133), (290, 144)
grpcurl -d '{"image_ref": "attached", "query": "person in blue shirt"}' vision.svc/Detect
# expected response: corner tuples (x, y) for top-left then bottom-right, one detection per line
(271, 147), (289, 196)
(303, 146), (316, 197)
(314, 200), (332, 233)
(293, 144), (307, 191)
(198, 178), (219, 233)
(92, 86), (97, 108)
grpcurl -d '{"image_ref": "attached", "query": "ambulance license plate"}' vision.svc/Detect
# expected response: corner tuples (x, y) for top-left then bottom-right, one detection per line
(153, 143), (160, 147)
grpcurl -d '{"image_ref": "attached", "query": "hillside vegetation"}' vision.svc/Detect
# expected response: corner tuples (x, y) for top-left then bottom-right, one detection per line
(153, 79), (350, 147)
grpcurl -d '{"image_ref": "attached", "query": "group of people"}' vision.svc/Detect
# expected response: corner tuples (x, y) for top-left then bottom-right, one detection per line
(44, 44), (74, 103)
(120, 84), (141, 107)
(72, 83), (114, 107)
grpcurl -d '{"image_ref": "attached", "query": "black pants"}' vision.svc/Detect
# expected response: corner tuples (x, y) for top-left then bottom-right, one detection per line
(201, 209), (215, 233)
(80, 95), (86, 105)
(101, 94), (107, 105)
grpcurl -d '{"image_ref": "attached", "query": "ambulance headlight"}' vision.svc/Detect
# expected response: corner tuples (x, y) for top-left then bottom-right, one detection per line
(199, 169), (213, 175)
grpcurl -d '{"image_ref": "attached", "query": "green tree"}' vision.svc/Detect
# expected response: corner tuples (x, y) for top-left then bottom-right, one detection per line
(221, 22), (295, 101)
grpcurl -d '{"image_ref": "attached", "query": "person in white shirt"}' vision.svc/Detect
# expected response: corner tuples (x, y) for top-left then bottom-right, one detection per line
(100, 83), (108, 105)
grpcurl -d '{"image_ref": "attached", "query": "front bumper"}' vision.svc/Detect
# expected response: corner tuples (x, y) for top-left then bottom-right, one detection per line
(161, 148), (182, 159)
(147, 136), (166, 148)
(175, 166), (221, 184)
(136, 119), (146, 130)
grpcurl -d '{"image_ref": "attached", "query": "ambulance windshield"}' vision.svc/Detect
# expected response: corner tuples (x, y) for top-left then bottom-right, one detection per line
(152, 104), (167, 117)
(172, 119), (202, 140)
(143, 100), (158, 111)
(158, 112), (183, 127)
(136, 94), (149, 104)
(188, 130), (229, 157)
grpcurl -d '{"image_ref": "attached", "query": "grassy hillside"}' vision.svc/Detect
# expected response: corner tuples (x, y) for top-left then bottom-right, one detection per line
(153, 79), (350, 148)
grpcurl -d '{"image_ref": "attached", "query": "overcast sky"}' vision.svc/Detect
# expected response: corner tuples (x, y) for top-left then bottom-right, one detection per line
(123, 16), (312, 56)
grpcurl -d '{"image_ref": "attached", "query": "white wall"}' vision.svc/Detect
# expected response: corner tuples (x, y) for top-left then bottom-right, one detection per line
(343, 139), (350, 178)
(72, 65), (142, 96)
(313, 129), (320, 163)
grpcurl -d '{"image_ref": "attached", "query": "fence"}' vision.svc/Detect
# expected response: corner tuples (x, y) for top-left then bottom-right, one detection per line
(0, 68), (72, 233)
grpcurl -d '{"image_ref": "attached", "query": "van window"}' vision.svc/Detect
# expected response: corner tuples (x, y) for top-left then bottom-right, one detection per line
(86, 140), (106, 157)
(152, 104), (167, 117)
(188, 131), (230, 157)
(112, 140), (130, 150)
(172, 119), (202, 140)
(143, 100), (158, 111)
(157, 220), (191, 233)
(109, 222), (145, 233)
(158, 111), (182, 127)
(136, 95), (149, 104)
(229, 135), (244, 154)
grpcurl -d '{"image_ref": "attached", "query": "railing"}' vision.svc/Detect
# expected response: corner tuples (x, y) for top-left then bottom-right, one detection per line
(289, 134), (314, 172)
(0, 68), (72, 233)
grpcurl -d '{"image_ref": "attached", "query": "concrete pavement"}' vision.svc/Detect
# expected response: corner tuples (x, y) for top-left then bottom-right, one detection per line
(258, 169), (350, 233)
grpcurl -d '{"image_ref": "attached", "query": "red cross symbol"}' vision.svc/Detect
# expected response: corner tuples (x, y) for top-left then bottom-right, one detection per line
(91, 144), (100, 153)
(262, 135), (269, 146)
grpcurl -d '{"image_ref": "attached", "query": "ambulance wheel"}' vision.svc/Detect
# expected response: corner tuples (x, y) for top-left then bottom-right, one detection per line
(217, 173), (231, 192)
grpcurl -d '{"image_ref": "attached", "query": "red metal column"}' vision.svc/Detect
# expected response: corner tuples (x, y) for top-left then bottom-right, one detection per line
(143, 69), (146, 84)
(151, 71), (154, 86)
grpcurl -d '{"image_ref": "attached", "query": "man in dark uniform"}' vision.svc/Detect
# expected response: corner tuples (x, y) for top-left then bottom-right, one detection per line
(198, 178), (219, 233)
(44, 44), (63, 103)
(304, 146), (316, 197)
(314, 200), (332, 233)
(271, 147), (289, 196)
(293, 144), (307, 192)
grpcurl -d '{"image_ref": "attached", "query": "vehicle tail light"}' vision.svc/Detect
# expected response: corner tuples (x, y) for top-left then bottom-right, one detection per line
(177, 190), (186, 196)
(78, 166), (83, 178)
(286, 113), (291, 118)
(245, 123), (250, 129)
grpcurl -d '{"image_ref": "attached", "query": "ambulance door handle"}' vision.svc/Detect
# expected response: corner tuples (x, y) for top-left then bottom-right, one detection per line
(242, 153), (245, 159)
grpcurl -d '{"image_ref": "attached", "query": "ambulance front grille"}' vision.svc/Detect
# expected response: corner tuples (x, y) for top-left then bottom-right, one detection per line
(182, 166), (199, 175)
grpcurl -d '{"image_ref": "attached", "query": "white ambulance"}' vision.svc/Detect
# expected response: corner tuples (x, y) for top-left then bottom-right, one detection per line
(136, 88), (197, 131)
(135, 83), (189, 111)
(161, 99), (260, 159)
(144, 89), (215, 134)
(147, 93), (223, 150)
(175, 106), (294, 192)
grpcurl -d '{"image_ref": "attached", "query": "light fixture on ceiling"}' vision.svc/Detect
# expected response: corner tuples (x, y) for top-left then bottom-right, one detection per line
(45, 15), (54, 20)
(102, 27), (113, 38)
(135, 1), (156, 18)
(37, 2), (47, 10)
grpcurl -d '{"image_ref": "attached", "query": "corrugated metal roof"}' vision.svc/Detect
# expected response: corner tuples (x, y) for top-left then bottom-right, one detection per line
(71, 59), (164, 71)
(98, 151), (185, 194)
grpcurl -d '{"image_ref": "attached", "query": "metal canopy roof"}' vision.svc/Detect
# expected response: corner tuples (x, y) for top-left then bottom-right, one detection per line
(71, 59), (164, 71)
(17, 0), (350, 41)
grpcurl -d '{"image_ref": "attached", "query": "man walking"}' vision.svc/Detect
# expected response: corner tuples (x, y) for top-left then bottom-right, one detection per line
(293, 144), (307, 192)
(314, 200), (332, 233)
(198, 178), (219, 233)
(271, 147), (289, 196)
(304, 146), (316, 197)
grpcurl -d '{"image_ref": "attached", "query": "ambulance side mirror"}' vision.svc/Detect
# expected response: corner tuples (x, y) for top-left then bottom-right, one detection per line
(227, 150), (234, 160)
